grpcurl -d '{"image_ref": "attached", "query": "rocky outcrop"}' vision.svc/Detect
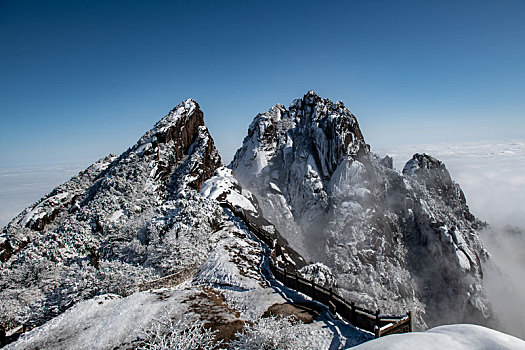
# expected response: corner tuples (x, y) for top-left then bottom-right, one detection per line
(133, 99), (221, 193)
(403, 153), (476, 222)
(230, 91), (369, 253)
(230, 91), (493, 329)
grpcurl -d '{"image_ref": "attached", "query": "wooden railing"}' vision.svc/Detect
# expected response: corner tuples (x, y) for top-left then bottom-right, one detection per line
(1, 325), (29, 348)
(219, 202), (412, 338)
(269, 263), (411, 337)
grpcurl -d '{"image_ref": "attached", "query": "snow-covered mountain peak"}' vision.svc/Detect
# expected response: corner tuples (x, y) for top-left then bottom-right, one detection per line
(233, 91), (367, 182)
(402, 153), (476, 222)
(136, 99), (205, 150)
(127, 98), (221, 193)
(403, 153), (448, 176)
(231, 93), (493, 330)
(0, 100), (223, 332)
(403, 153), (453, 192)
(230, 92), (371, 255)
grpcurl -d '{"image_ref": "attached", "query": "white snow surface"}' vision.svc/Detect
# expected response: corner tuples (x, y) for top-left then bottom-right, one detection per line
(353, 324), (525, 350)
(4, 290), (195, 350)
(201, 167), (258, 213)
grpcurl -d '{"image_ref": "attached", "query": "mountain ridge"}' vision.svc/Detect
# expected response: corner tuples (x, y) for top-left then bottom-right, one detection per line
(0, 92), (503, 348)
(0, 99), (223, 331)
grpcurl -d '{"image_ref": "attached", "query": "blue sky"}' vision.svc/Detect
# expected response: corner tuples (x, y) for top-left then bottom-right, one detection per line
(1, 0), (524, 167)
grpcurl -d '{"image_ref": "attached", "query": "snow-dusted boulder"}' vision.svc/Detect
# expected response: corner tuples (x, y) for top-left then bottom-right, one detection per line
(200, 167), (260, 214)
(298, 263), (337, 290)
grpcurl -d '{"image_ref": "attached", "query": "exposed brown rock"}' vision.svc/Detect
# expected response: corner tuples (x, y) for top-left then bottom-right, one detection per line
(262, 302), (322, 324)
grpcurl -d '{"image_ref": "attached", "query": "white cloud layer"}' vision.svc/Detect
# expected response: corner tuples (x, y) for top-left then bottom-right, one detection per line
(0, 165), (82, 228)
(374, 139), (525, 228)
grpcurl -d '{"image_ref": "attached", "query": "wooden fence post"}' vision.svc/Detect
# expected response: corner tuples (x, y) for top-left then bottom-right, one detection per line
(351, 301), (356, 324)
(407, 310), (412, 332)
(328, 300), (336, 314)
(374, 309), (381, 338)
(374, 325), (380, 338)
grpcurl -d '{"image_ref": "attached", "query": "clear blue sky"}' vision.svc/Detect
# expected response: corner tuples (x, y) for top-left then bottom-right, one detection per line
(1, 0), (524, 167)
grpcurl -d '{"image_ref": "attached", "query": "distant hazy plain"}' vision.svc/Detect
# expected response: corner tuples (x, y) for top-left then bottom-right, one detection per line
(0, 164), (83, 227)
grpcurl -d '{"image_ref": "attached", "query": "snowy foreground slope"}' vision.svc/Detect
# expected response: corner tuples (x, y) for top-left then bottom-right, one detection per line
(353, 324), (525, 350)
(1, 94), (522, 349)
(231, 91), (493, 330)
(5, 211), (371, 349)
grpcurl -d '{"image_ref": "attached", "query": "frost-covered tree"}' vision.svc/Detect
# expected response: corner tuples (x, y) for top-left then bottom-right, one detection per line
(230, 316), (323, 350)
(137, 312), (219, 350)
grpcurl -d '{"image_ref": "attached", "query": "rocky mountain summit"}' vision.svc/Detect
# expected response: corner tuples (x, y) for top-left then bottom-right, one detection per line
(0, 99), (223, 329)
(230, 91), (492, 329)
(0, 92), (503, 348)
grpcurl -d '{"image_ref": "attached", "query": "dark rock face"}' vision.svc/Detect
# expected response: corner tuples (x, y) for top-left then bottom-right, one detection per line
(137, 100), (221, 194)
(230, 91), (494, 330)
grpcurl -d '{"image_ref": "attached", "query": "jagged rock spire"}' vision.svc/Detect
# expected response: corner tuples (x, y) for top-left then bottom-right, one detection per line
(134, 98), (221, 192)
(230, 92), (493, 330)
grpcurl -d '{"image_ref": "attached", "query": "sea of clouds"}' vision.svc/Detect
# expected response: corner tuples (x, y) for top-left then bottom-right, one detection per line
(374, 139), (525, 228)
(0, 164), (83, 228)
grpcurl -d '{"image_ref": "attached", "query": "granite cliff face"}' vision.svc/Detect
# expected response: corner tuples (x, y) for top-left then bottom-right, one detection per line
(230, 91), (492, 329)
(137, 99), (221, 193)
